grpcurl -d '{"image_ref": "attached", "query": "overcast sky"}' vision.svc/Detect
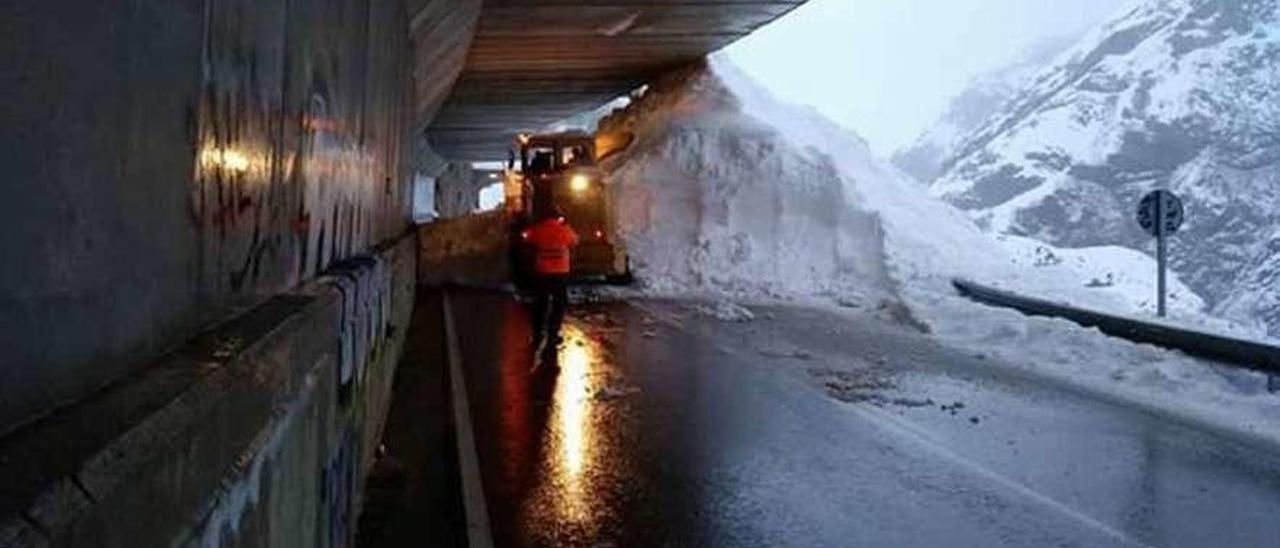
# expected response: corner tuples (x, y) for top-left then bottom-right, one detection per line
(724, 0), (1129, 156)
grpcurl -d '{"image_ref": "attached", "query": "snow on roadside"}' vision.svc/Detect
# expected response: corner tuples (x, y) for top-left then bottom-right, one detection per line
(598, 55), (1280, 444)
(915, 294), (1280, 447)
(695, 301), (756, 322)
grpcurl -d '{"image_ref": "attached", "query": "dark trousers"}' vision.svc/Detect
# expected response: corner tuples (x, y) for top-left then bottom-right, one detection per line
(529, 274), (569, 350)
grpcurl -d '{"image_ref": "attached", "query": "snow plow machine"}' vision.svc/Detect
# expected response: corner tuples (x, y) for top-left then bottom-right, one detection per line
(505, 131), (632, 286)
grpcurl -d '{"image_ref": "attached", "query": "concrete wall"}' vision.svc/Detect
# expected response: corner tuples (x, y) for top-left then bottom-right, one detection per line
(0, 236), (416, 548)
(0, 0), (450, 545)
(0, 0), (414, 432)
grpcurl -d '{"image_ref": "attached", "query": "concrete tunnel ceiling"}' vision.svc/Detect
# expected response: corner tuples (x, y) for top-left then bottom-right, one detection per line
(413, 0), (807, 162)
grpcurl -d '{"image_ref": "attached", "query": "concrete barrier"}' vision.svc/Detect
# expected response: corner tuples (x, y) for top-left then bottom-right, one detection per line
(952, 278), (1280, 376)
(417, 211), (514, 289)
(0, 234), (416, 548)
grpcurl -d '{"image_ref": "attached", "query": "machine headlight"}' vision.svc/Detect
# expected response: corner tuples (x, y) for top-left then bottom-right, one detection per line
(569, 173), (591, 193)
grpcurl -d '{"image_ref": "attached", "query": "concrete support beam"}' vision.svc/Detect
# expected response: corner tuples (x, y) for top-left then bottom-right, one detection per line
(424, 1), (806, 160)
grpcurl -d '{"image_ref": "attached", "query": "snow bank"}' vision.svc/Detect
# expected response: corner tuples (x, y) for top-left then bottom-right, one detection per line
(599, 62), (894, 307)
(598, 56), (1280, 443)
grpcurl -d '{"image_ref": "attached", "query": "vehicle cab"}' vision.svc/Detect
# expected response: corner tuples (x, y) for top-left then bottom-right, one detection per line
(508, 131), (629, 283)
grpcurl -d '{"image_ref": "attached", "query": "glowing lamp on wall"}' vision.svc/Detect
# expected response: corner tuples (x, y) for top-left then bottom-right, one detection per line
(199, 147), (252, 174)
(222, 150), (251, 172)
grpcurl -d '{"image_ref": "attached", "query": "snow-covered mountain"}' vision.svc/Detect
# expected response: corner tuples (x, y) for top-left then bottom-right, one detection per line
(933, 0), (1280, 335)
(892, 37), (1072, 183)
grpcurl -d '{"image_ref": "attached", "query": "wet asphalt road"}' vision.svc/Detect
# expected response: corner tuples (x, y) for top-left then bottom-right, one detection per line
(442, 289), (1280, 548)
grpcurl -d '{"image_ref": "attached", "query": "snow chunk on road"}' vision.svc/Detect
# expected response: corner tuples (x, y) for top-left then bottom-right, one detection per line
(694, 301), (756, 322)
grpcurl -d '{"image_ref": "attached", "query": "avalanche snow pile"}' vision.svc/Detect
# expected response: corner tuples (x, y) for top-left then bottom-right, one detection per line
(597, 61), (896, 306)
(599, 56), (1224, 327)
(597, 56), (1280, 442)
(932, 0), (1280, 337)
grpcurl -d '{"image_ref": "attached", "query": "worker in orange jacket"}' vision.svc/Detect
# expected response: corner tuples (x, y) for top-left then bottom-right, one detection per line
(523, 204), (579, 363)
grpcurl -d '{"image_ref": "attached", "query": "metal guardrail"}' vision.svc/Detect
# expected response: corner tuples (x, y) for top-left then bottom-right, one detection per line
(952, 278), (1280, 383)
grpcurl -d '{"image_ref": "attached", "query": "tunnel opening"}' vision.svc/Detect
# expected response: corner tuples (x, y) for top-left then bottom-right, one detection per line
(476, 181), (504, 213)
(413, 173), (438, 223)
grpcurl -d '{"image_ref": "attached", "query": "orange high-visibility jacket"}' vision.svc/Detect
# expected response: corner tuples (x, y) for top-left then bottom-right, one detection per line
(525, 217), (580, 275)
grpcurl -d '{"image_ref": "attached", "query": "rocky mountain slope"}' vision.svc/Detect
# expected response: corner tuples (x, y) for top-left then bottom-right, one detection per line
(932, 0), (1280, 335)
(892, 36), (1072, 183)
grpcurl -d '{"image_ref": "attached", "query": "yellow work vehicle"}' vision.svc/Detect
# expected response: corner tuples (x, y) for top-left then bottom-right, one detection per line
(506, 131), (631, 285)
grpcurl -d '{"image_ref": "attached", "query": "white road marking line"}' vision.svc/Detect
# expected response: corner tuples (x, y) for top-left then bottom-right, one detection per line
(853, 404), (1154, 548)
(443, 291), (494, 548)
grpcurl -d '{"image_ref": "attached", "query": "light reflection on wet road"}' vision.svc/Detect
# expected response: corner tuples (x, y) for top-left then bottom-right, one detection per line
(447, 290), (1280, 548)
(536, 324), (598, 532)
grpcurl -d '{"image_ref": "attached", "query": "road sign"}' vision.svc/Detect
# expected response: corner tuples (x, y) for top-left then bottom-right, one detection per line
(1137, 190), (1184, 237)
(1136, 190), (1184, 318)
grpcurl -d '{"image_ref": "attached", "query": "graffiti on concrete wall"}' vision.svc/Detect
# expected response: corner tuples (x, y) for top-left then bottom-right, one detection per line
(327, 254), (393, 405)
(181, 240), (412, 548)
(324, 428), (357, 548)
(190, 0), (412, 299)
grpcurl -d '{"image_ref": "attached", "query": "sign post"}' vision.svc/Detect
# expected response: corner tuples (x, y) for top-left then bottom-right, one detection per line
(1136, 190), (1184, 318)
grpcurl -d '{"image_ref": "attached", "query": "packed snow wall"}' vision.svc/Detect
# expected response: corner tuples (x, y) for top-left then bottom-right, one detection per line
(598, 62), (896, 305)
